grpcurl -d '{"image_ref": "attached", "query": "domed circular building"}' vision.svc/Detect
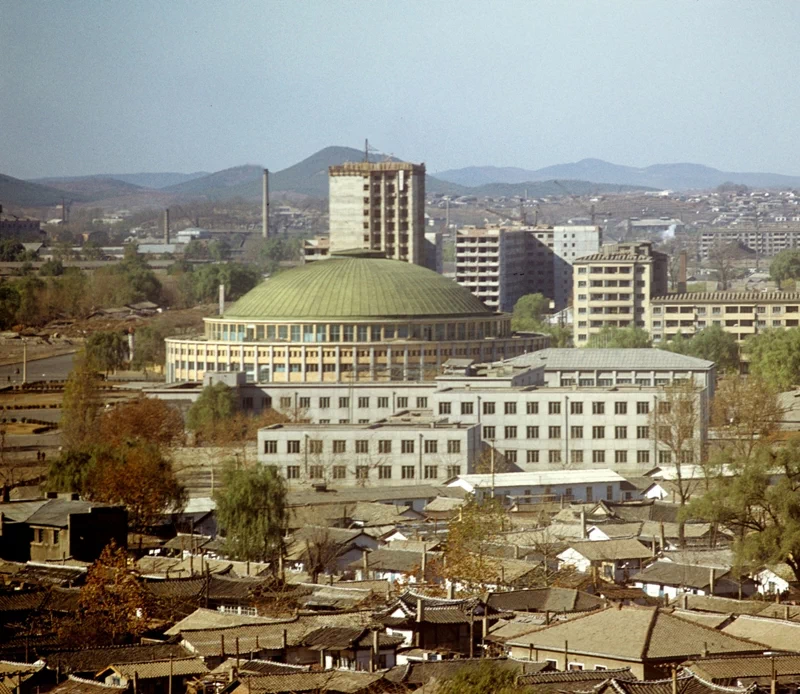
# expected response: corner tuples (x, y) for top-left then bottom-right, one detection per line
(165, 251), (546, 383)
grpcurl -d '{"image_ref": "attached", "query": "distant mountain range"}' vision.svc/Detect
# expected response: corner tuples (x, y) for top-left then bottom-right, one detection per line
(11, 149), (793, 210)
(434, 158), (800, 191)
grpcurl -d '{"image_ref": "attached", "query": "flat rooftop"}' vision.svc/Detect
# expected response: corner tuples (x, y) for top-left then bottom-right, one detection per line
(505, 348), (714, 371)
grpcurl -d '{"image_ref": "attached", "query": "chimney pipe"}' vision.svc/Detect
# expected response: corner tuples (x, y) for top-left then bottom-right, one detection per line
(677, 251), (688, 294)
(262, 169), (270, 239)
(416, 597), (424, 623)
(672, 667), (678, 694)
(219, 283), (225, 316)
(709, 568), (715, 595)
(421, 548), (427, 579)
(447, 582), (454, 600)
(164, 208), (170, 244)
(580, 509), (587, 540)
(660, 521), (666, 551)
(362, 550), (369, 579)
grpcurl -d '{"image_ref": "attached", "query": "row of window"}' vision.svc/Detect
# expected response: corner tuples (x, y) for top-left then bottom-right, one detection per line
(284, 464), (460, 480)
(279, 396), (428, 410)
(265, 438), (461, 455)
(654, 305), (800, 315)
(508, 449), (680, 464)
(483, 424), (655, 440)
(440, 400), (654, 416)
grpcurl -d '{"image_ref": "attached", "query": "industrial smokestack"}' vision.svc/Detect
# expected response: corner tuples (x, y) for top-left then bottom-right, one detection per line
(164, 209), (170, 244)
(218, 283), (225, 316)
(262, 169), (270, 239)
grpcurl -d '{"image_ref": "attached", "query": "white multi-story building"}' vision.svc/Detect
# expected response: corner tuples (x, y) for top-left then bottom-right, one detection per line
(328, 161), (427, 268)
(258, 418), (482, 488)
(455, 225), (601, 313)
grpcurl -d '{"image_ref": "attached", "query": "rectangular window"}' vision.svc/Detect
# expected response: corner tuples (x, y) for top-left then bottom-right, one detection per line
(549, 402), (561, 415)
(358, 396), (369, 409)
(615, 402), (627, 415)
(483, 401), (496, 415)
(319, 397), (330, 409)
(439, 402), (452, 415)
(378, 466), (392, 479)
(53, 529), (60, 545)
(585, 487), (594, 502)
(401, 439), (415, 454)
(339, 397), (349, 408)
(549, 450), (562, 464)
(615, 450), (628, 464)
(527, 450), (539, 463)
(526, 402), (539, 415)
(286, 465), (300, 479)
(424, 465), (438, 479)
(447, 440), (461, 454)
(505, 450), (517, 464)
(483, 425), (496, 439)
(548, 425), (561, 439)
(526, 426), (539, 439)
(333, 440), (346, 454)
(614, 426), (627, 439)
(378, 397), (389, 408)
(378, 440), (392, 454)
(504, 402), (517, 415)
(263, 440), (277, 454)
(592, 402), (605, 415)
(592, 426), (605, 439)
(504, 426), (517, 439)
(332, 465), (346, 479)
(592, 450), (605, 464)
(570, 401), (583, 415)
(571, 450), (583, 464)
(416, 397), (428, 408)
(397, 396), (408, 409)
(446, 465), (461, 478)
(461, 401), (474, 415)
(637, 401), (649, 415)
(424, 440), (438, 454)
(637, 450), (650, 464)
(287, 440), (300, 454)
(637, 426), (649, 439)
(401, 466), (415, 479)
(299, 397), (311, 409)
(309, 465), (324, 479)
(658, 401), (671, 415)
(308, 440), (323, 454)
(356, 466), (369, 479)
(355, 440), (369, 454)
(280, 396), (292, 409)
(659, 450), (672, 464)
(570, 425), (583, 439)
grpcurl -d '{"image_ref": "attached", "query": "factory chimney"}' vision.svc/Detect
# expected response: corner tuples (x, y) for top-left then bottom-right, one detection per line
(677, 250), (688, 294)
(163, 209), (170, 244)
(262, 169), (270, 239)
(218, 283), (225, 316)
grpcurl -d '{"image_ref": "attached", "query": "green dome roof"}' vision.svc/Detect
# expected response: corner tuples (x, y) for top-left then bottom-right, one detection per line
(224, 254), (493, 321)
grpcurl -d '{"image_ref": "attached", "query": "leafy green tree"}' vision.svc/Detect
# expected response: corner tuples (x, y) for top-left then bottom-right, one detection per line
(688, 437), (800, 582)
(511, 293), (550, 331)
(0, 283), (20, 329)
(770, 249), (800, 286)
(191, 263), (261, 303)
(0, 239), (26, 262)
(746, 328), (800, 391)
(183, 239), (209, 260)
(661, 325), (739, 372)
(214, 461), (287, 564)
(436, 659), (519, 694)
(209, 239), (231, 261)
(60, 357), (101, 452)
(186, 381), (237, 437)
(85, 330), (128, 375)
(585, 326), (652, 348)
(39, 258), (64, 276)
(47, 450), (93, 494)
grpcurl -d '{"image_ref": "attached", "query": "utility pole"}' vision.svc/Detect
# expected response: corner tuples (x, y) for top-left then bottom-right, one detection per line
(22, 340), (27, 385)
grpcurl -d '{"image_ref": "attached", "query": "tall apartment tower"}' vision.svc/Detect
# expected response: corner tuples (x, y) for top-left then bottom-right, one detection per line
(455, 224), (601, 313)
(329, 161), (427, 267)
(572, 241), (668, 345)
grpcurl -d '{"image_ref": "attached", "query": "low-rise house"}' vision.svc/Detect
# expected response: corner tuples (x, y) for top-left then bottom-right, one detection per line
(286, 526), (380, 578)
(684, 653), (800, 686)
(45, 643), (193, 679)
(486, 587), (606, 614)
(0, 661), (47, 694)
(516, 667), (637, 692)
(47, 676), (126, 694)
(753, 564), (798, 596)
(226, 670), (386, 694)
(632, 561), (756, 600)
(385, 657), (550, 689)
(505, 605), (768, 679)
(300, 627), (405, 671)
(377, 591), (500, 657)
(592, 672), (755, 694)
(557, 539), (652, 583)
(349, 548), (442, 584)
(97, 657), (208, 694)
(721, 614), (800, 652)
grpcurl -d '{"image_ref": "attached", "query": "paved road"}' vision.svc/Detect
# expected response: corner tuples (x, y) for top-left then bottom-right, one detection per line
(0, 353), (77, 384)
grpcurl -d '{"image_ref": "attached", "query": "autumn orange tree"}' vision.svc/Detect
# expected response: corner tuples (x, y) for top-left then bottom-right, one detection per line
(59, 541), (152, 646)
(97, 396), (185, 447)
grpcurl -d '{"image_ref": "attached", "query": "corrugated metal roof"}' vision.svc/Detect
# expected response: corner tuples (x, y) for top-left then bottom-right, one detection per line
(507, 348), (714, 370)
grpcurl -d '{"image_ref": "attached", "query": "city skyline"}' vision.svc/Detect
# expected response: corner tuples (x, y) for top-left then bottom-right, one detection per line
(3, 0), (800, 179)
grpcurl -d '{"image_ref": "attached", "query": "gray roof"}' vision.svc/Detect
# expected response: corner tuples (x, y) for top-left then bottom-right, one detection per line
(507, 348), (714, 371)
(26, 499), (117, 528)
(286, 485), (464, 507)
(0, 500), (49, 523)
(632, 561), (729, 589)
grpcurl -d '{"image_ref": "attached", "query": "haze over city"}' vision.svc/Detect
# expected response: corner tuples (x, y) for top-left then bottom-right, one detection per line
(3, 0), (800, 179)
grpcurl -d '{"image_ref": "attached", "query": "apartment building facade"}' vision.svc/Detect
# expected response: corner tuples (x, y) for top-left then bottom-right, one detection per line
(328, 161), (427, 267)
(649, 291), (800, 343)
(699, 226), (800, 259)
(572, 241), (669, 344)
(455, 225), (601, 313)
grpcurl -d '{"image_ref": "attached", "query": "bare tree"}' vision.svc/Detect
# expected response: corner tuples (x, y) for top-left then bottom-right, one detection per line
(707, 239), (745, 290)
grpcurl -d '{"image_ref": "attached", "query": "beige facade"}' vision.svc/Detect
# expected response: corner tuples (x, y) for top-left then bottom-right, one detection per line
(700, 225), (800, 259)
(328, 161), (426, 266)
(573, 241), (668, 344)
(649, 291), (800, 343)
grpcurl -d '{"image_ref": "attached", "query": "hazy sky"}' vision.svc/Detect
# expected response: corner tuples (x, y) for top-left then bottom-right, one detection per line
(3, 0), (800, 179)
